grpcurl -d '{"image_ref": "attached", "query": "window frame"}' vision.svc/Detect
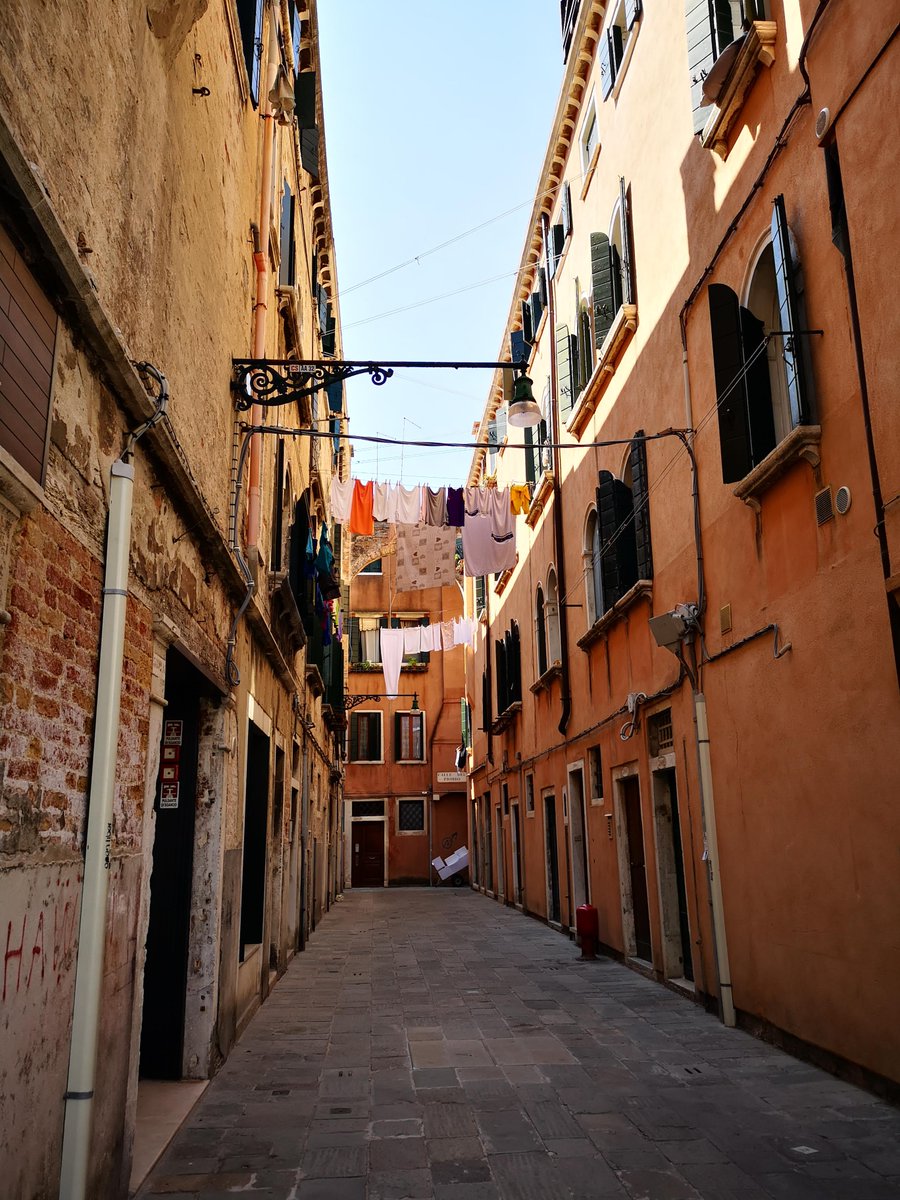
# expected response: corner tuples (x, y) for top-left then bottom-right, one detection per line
(525, 772), (536, 818)
(588, 746), (605, 806)
(396, 796), (426, 836)
(348, 709), (383, 764)
(394, 709), (426, 764)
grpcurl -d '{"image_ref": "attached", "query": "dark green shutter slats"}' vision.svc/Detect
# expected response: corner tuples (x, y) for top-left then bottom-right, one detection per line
(529, 290), (543, 335)
(709, 283), (753, 483)
(349, 616), (361, 664)
(349, 712), (359, 760)
(591, 233), (616, 348)
(538, 267), (548, 306)
(481, 669), (491, 730)
(626, 0), (642, 30)
(741, 307), (777, 465)
(619, 178), (634, 305)
(495, 404), (508, 446)
(460, 697), (471, 746)
(524, 425), (536, 486)
(685, 0), (734, 134)
(475, 575), (486, 615)
(510, 328), (528, 366)
(596, 470), (637, 609)
(495, 639), (508, 715)
(279, 184), (296, 286)
(326, 380), (343, 413)
(629, 432), (654, 582)
(561, 182), (573, 240)
(295, 70), (316, 126)
(322, 305), (336, 355)
(599, 25), (615, 99)
(771, 194), (810, 427)
(300, 126), (319, 178)
(521, 298), (534, 345)
(549, 224), (565, 277)
(556, 324), (573, 418)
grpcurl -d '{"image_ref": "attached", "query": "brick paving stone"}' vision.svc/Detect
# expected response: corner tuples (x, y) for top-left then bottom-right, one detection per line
(138, 889), (900, 1200)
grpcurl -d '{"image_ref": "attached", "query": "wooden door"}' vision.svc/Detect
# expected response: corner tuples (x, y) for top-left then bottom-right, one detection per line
(622, 777), (652, 961)
(352, 820), (384, 887)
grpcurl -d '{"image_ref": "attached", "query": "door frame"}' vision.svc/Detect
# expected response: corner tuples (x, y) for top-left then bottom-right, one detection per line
(651, 757), (694, 983)
(612, 763), (649, 960)
(566, 759), (590, 928)
(542, 788), (561, 928)
(343, 800), (388, 888)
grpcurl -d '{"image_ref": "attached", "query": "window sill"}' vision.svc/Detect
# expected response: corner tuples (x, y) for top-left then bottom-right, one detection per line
(567, 303), (637, 438)
(276, 284), (301, 348)
(491, 700), (522, 735)
(268, 570), (308, 657)
(733, 425), (822, 513)
(530, 662), (562, 695)
(395, 761), (426, 767)
(350, 662), (383, 673)
(701, 22), (777, 160)
(525, 471), (554, 529)
(576, 578), (653, 650)
(305, 663), (325, 697)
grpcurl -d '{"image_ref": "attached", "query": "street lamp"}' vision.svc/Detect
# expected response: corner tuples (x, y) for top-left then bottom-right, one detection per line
(231, 357), (542, 427)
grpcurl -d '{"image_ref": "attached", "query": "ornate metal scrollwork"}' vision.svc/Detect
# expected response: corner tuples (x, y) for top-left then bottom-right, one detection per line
(232, 359), (395, 411)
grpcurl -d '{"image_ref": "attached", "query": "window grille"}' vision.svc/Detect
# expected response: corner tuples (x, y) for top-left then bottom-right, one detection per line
(398, 799), (425, 832)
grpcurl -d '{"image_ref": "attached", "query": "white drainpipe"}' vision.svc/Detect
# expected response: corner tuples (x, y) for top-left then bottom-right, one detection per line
(59, 368), (167, 1200)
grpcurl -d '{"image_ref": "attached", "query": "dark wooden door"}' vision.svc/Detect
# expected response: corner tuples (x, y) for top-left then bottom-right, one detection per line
(544, 795), (561, 924)
(352, 821), (384, 887)
(622, 777), (652, 961)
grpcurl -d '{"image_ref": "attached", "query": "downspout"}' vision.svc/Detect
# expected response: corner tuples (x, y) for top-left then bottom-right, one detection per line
(299, 708), (310, 949)
(541, 212), (572, 735)
(59, 366), (168, 1200)
(247, 14), (279, 554)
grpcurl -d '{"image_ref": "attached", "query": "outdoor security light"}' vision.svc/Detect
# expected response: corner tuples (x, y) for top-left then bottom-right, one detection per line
(649, 605), (698, 654)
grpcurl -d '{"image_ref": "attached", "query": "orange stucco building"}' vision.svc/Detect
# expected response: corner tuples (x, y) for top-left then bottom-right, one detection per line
(344, 540), (468, 888)
(464, 0), (900, 1096)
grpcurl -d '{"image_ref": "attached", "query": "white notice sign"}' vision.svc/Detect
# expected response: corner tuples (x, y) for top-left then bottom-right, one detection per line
(436, 771), (467, 784)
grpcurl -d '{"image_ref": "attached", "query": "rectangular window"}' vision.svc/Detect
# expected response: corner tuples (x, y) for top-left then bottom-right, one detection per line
(360, 559), (382, 575)
(348, 711), (382, 762)
(502, 783), (510, 816)
(0, 223), (58, 485)
(395, 711), (424, 762)
(278, 182), (296, 286)
(236, 0), (265, 106)
(588, 746), (604, 804)
(525, 773), (535, 816)
(581, 103), (599, 174)
(397, 798), (425, 833)
(352, 799), (385, 817)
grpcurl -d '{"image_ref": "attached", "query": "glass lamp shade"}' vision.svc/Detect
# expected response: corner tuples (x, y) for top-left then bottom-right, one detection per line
(507, 373), (541, 427)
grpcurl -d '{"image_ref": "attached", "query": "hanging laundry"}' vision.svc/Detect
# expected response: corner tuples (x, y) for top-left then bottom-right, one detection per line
(380, 627), (405, 696)
(446, 486), (465, 527)
(395, 483), (422, 525)
(464, 485), (490, 515)
(330, 476), (353, 523)
(452, 616), (477, 648)
(402, 625), (423, 655)
(425, 486), (448, 527)
(462, 504), (516, 576)
(373, 481), (399, 523)
(396, 523), (458, 591)
(349, 479), (374, 535)
(510, 483), (531, 515)
(440, 619), (455, 651)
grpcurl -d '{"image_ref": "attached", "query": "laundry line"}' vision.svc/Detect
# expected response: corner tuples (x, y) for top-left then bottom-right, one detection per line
(379, 617), (478, 697)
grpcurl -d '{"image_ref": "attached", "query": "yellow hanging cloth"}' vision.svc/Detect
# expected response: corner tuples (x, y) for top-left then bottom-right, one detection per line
(510, 484), (531, 515)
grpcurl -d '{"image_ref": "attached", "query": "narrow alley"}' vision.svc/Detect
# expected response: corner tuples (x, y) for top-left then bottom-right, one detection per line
(138, 890), (900, 1200)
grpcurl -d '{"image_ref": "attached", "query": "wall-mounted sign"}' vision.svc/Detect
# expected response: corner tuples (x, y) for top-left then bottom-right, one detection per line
(436, 771), (467, 784)
(163, 720), (184, 746)
(160, 782), (180, 809)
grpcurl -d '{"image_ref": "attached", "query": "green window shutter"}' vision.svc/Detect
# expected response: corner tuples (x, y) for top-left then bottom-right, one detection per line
(481, 669), (491, 730)
(460, 697), (469, 746)
(708, 283), (753, 483)
(295, 70), (316, 127)
(394, 712), (402, 760)
(349, 616), (361, 663)
(529, 289), (544, 334)
(556, 323), (573, 418)
(475, 575), (486, 616)
(619, 178), (634, 305)
(591, 233), (616, 348)
(524, 425), (536, 486)
(521, 298), (534, 345)
(495, 639), (508, 714)
(740, 307), (777, 466)
(625, 0), (642, 30)
(771, 194), (811, 428)
(548, 223), (565, 277)
(561, 181), (573, 240)
(322, 305), (336, 355)
(599, 25), (615, 99)
(495, 404), (508, 446)
(685, 0), (734, 135)
(629, 432), (654, 582)
(538, 267), (548, 306)
(535, 586), (547, 676)
(510, 328), (528, 366)
(349, 712), (359, 760)
(596, 470), (637, 609)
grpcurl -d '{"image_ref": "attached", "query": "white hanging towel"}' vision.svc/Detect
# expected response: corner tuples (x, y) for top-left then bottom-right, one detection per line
(373, 481), (399, 522)
(402, 625), (423, 654)
(330, 476), (353, 523)
(395, 484), (423, 524)
(380, 628), (405, 696)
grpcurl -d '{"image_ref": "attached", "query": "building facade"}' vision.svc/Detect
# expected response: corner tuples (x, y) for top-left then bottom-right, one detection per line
(0, 1), (347, 1195)
(345, 531), (468, 889)
(465, 0), (900, 1096)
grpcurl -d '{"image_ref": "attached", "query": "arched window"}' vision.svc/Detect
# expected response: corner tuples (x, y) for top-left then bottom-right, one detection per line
(546, 569), (562, 666)
(535, 584), (548, 677)
(590, 179), (634, 351)
(584, 509), (604, 626)
(708, 195), (812, 484)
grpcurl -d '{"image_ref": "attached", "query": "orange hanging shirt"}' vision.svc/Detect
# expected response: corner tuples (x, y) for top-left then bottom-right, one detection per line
(349, 479), (374, 535)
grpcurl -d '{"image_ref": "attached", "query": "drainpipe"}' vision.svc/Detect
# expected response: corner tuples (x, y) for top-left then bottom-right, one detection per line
(299, 712), (310, 949)
(693, 689), (735, 1027)
(541, 212), (572, 736)
(247, 14), (279, 554)
(59, 367), (168, 1200)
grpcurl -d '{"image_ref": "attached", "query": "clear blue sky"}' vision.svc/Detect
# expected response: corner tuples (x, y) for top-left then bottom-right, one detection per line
(317, 1), (563, 486)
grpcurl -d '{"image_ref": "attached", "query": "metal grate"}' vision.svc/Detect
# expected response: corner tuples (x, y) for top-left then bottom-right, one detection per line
(835, 485), (852, 515)
(815, 486), (834, 526)
(353, 800), (385, 817)
(398, 799), (425, 831)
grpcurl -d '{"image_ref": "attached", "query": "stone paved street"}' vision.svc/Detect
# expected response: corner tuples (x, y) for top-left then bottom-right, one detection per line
(138, 890), (900, 1200)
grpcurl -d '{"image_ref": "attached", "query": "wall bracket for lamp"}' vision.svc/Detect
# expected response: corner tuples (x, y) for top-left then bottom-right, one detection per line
(231, 358), (529, 412)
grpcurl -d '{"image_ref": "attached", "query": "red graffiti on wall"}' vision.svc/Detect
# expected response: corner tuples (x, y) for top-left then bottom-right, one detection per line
(2, 893), (78, 1002)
